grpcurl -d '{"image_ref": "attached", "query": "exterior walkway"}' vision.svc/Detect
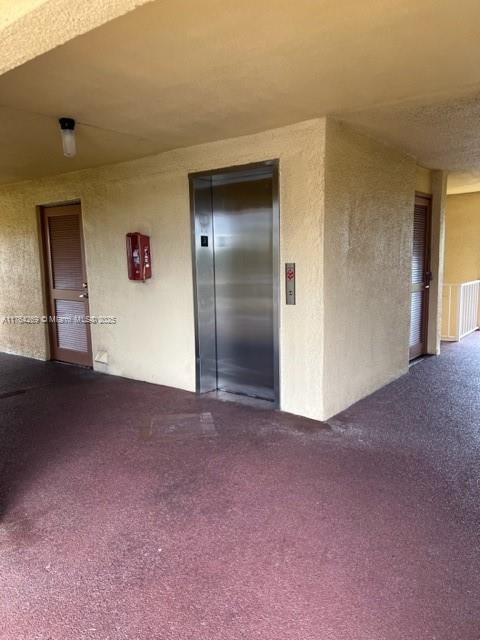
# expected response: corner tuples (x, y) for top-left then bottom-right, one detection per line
(0, 336), (479, 639)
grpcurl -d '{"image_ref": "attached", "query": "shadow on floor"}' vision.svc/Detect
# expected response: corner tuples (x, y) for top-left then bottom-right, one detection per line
(0, 355), (98, 516)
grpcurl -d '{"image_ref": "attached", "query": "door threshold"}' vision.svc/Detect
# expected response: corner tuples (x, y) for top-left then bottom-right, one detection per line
(203, 390), (275, 410)
(409, 357), (425, 367)
(409, 353), (433, 367)
(50, 359), (92, 369)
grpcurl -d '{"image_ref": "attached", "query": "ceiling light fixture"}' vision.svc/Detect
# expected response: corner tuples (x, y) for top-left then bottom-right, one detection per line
(58, 117), (76, 158)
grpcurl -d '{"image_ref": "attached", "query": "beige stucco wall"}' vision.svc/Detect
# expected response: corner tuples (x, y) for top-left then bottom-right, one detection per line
(415, 166), (432, 194)
(0, 119), (326, 420)
(322, 120), (416, 418)
(444, 192), (480, 283)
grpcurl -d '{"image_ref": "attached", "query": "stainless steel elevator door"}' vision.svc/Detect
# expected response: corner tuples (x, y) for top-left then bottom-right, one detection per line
(212, 175), (274, 400)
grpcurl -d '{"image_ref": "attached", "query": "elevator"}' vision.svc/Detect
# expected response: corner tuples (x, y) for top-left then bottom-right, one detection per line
(190, 162), (279, 404)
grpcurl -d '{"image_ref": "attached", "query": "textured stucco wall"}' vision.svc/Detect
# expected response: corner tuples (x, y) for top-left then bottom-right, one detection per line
(416, 166), (432, 194)
(0, 119), (326, 420)
(444, 192), (480, 283)
(322, 120), (416, 418)
(0, 189), (48, 359)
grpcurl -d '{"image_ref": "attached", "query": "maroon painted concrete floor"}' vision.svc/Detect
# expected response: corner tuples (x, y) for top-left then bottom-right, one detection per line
(0, 337), (479, 640)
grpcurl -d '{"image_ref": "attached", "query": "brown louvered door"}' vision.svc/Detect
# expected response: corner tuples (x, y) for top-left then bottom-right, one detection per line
(42, 204), (92, 366)
(409, 194), (432, 360)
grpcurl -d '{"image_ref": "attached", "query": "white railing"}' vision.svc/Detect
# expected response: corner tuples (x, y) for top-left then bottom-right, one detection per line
(442, 280), (480, 341)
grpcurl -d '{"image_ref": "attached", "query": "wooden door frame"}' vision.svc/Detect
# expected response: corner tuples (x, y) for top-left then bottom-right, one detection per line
(40, 201), (93, 367)
(409, 192), (432, 360)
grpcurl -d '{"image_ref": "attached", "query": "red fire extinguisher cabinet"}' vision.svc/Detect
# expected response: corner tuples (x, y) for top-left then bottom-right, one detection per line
(126, 232), (152, 281)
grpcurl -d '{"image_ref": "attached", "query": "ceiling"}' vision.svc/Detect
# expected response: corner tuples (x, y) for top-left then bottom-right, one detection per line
(0, 0), (45, 29)
(0, 0), (154, 74)
(448, 171), (480, 195)
(2, 0), (480, 189)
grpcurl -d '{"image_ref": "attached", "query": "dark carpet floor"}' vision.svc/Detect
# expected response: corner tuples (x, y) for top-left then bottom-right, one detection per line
(0, 336), (479, 639)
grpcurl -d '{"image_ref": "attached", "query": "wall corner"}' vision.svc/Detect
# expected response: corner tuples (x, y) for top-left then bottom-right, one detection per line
(427, 170), (448, 355)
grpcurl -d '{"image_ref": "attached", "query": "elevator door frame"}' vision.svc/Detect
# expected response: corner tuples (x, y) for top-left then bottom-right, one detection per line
(189, 160), (280, 407)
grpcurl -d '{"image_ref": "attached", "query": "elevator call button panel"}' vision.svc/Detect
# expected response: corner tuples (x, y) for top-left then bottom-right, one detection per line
(285, 263), (296, 305)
